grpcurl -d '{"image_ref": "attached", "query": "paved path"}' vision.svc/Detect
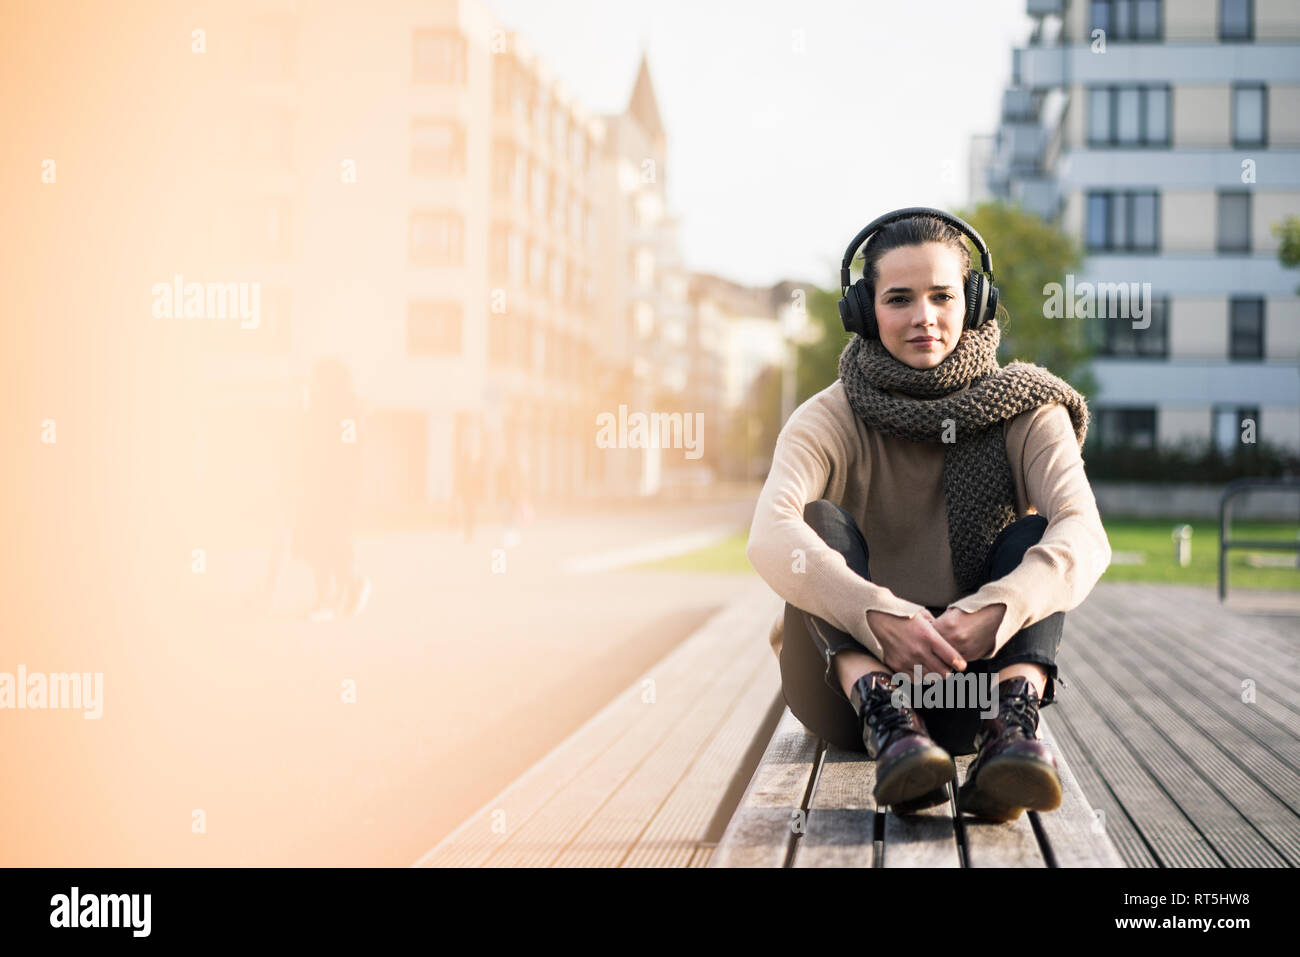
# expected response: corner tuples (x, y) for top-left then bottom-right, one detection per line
(4, 497), (758, 866)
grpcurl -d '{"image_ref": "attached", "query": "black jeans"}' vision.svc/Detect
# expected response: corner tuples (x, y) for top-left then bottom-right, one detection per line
(779, 499), (1065, 757)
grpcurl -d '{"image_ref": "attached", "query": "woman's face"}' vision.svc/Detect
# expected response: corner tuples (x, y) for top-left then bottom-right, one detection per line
(872, 242), (967, 369)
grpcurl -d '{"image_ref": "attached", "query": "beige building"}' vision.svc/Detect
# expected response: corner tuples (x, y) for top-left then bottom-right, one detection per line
(200, 0), (611, 517)
(593, 55), (695, 495)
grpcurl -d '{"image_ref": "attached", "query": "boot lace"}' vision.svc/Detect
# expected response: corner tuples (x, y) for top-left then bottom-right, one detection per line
(1001, 692), (1039, 738)
(865, 696), (916, 742)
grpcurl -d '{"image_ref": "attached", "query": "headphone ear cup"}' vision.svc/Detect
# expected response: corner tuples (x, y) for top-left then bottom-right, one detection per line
(986, 284), (999, 326)
(855, 280), (878, 339)
(963, 272), (984, 328)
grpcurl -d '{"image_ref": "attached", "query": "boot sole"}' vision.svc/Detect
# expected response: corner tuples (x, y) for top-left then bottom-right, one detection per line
(961, 755), (1062, 822)
(874, 746), (956, 811)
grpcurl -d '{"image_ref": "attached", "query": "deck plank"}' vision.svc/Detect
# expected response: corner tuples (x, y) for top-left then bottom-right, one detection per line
(957, 753), (1048, 868)
(1062, 641), (1287, 867)
(618, 663), (782, 867)
(710, 708), (821, 867)
(418, 583), (781, 867)
(790, 745), (878, 868)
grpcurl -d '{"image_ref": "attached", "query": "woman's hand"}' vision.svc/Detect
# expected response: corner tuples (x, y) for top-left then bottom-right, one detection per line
(930, 604), (1005, 664)
(866, 609), (967, 680)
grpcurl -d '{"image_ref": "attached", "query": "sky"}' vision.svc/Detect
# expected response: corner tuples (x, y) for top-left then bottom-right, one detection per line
(487, 0), (1035, 289)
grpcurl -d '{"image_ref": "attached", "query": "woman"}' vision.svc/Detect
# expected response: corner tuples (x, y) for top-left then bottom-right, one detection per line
(746, 209), (1111, 821)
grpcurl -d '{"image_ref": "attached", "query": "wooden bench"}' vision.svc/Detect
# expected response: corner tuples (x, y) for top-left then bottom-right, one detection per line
(710, 704), (1125, 867)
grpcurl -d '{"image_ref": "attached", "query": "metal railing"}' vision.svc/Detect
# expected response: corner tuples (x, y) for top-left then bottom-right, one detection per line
(1218, 478), (1300, 601)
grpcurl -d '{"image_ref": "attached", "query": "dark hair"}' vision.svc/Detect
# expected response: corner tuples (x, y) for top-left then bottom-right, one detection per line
(859, 214), (972, 298)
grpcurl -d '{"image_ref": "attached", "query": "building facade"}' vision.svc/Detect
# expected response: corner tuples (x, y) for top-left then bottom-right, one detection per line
(593, 55), (696, 495)
(202, 0), (612, 519)
(985, 0), (1300, 456)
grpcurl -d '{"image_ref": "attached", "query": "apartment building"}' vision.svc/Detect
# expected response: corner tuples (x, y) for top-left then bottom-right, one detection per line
(984, 0), (1300, 456)
(202, 0), (608, 517)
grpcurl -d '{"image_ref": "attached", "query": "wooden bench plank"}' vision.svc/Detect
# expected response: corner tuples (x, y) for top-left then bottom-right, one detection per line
(419, 584), (778, 866)
(709, 708), (821, 868)
(882, 800), (960, 867)
(790, 744), (878, 868)
(618, 659), (783, 867)
(553, 638), (776, 866)
(487, 593), (776, 867)
(956, 753), (1048, 868)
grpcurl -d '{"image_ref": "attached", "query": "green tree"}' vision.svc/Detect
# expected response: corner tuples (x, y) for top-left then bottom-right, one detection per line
(1272, 214), (1300, 293)
(793, 201), (1097, 407)
(956, 201), (1096, 397)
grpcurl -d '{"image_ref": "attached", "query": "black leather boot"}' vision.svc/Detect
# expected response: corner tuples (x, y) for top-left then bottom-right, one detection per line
(957, 675), (1062, 822)
(850, 671), (955, 813)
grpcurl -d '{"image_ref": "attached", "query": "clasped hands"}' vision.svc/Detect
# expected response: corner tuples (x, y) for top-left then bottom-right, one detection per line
(866, 603), (1006, 680)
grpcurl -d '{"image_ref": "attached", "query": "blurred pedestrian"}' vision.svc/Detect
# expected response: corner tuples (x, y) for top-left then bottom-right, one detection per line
(293, 358), (372, 622)
(454, 438), (485, 544)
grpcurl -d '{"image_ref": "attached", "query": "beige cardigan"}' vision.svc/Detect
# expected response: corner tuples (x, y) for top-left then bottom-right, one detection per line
(746, 379), (1112, 662)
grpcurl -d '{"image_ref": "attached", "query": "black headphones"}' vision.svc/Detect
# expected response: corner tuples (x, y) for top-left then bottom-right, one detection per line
(838, 206), (999, 339)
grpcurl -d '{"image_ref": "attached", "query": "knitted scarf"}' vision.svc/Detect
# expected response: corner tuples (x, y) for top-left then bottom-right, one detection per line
(836, 319), (1090, 593)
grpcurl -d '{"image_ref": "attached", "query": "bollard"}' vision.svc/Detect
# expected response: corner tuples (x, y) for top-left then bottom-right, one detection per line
(1172, 524), (1192, 567)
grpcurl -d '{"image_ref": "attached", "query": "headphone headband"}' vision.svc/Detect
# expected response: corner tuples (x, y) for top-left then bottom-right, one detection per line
(838, 206), (994, 295)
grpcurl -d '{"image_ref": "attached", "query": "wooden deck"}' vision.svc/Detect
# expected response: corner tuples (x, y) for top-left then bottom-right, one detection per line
(414, 580), (785, 868)
(415, 579), (1299, 868)
(1047, 582), (1300, 868)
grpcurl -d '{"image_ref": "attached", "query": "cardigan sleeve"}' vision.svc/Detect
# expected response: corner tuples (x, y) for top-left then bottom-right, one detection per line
(948, 403), (1113, 655)
(745, 393), (932, 664)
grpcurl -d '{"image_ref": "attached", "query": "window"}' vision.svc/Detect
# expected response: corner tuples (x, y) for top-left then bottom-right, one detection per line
(413, 30), (466, 85)
(1228, 297), (1264, 359)
(507, 230), (524, 282)
(407, 301), (462, 356)
(1086, 190), (1159, 252)
(489, 224), (508, 283)
(633, 248), (654, 285)
(1232, 84), (1267, 147)
(529, 242), (546, 288)
(1214, 405), (1259, 457)
(1086, 85), (1170, 147)
(1090, 0), (1162, 41)
(409, 211), (463, 266)
(1220, 0), (1253, 40)
(1093, 296), (1169, 358)
(570, 198), (583, 242)
(1217, 192), (1251, 253)
(1094, 408), (1157, 449)
(410, 119), (465, 176)
(530, 167), (547, 217)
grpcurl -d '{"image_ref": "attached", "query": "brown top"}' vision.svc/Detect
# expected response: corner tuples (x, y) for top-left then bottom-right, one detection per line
(746, 379), (1112, 662)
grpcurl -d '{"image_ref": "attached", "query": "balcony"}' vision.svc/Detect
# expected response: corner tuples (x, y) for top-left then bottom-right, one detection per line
(1012, 177), (1061, 220)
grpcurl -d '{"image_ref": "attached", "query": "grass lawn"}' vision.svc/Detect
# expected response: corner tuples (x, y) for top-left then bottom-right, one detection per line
(639, 518), (1300, 592)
